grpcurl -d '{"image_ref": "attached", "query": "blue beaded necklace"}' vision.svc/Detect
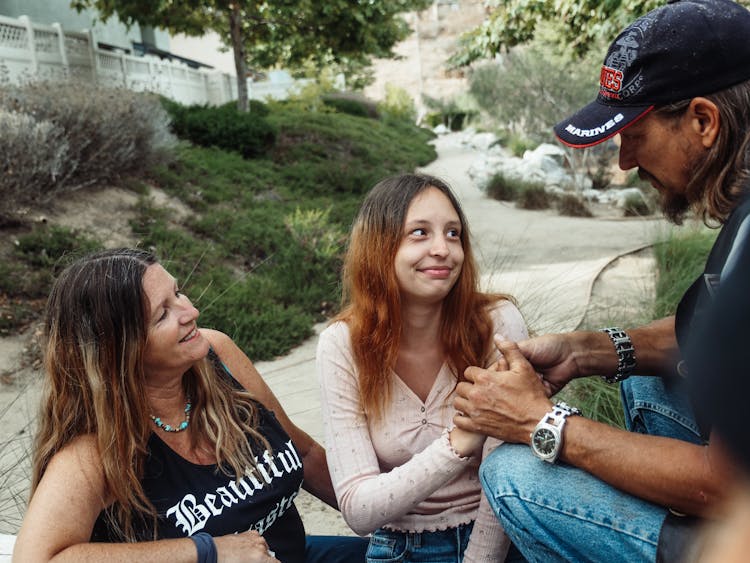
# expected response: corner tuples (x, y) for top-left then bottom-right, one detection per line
(150, 398), (192, 432)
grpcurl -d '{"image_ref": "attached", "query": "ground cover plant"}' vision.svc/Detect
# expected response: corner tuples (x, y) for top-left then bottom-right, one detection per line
(127, 101), (435, 360)
(0, 91), (436, 361)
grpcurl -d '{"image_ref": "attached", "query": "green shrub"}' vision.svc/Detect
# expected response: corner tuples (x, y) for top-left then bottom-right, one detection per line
(422, 94), (478, 131)
(626, 170), (648, 187)
(518, 186), (552, 210)
(269, 108), (436, 196)
(166, 103), (277, 158)
(483, 173), (518, 201)
(0, 110), (68, 216)
(2, 101), (437, 362)
(0, 299), (39, 336)
(15, 225), (102, 270)
(201, 276), (315, 360)
(322, 97), (369, 117)
(0, 224), (102, 335)
(216, 99), (270, 117)
(557, 194), (593, 217)
(0, 82), (175, 217)
(507, 134), (538, 158)
(483, 172), (547, 205)
(270, 208), (346, 316)
(322, 93), (379, 119)
(378, 83), (417, 124)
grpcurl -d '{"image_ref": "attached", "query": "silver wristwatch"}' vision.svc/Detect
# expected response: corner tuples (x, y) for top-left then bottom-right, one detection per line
(530, 401), (581, 463)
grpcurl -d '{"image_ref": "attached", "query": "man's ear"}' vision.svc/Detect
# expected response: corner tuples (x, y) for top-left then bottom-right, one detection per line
(688, 97), (720, 148)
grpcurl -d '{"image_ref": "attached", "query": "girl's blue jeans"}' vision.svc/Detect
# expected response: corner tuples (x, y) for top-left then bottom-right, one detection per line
(364, 522), (474, 562)
(479, 376), (704, 563)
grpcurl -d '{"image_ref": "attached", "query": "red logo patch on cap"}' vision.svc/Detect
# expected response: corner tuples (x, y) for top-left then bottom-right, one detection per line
(600, 66), (623, 95)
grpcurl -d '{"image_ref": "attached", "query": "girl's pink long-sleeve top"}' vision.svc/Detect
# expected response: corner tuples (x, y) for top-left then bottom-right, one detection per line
(316, 301), (528, 562)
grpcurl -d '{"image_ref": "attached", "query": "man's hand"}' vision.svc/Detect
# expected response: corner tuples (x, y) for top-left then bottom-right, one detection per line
(515, 332), (584, 395)
(453, 340), (553, 443)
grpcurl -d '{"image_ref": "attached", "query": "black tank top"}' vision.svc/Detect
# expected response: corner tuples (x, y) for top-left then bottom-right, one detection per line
(91, 355), (306, 562)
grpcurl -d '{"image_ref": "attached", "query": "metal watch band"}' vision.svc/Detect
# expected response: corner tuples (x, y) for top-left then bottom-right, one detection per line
(531, 401), (581, 463)
(537, 402), (582, 430)
(551, 401), (582, 419)
(599, 327), (636, 383)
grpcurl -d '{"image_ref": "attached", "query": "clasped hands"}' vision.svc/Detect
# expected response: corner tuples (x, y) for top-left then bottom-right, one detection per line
(453, 335), (572, 444)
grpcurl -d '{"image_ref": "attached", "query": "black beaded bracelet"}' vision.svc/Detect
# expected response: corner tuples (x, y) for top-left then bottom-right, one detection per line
(599, 327), (636, 383)
(190, 532), (218, 563)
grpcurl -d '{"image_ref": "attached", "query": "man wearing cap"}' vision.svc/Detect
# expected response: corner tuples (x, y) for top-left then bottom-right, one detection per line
(453, 0), (750, 561)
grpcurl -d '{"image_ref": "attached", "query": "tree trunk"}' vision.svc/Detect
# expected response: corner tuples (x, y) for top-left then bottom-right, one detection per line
(229, 3), (249, 112)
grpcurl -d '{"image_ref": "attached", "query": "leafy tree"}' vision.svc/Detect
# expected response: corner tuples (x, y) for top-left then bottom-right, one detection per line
(72, 0), (431, 111)
(469, 40), (617, 190)
(451, 0), (750, 65)
(469, 43), (598, 143)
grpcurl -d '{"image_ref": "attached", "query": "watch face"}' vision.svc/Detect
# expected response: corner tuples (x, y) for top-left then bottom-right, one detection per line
(532, 427), (557, 456)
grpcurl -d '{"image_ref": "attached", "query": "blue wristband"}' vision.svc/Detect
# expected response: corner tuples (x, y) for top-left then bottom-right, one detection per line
(190, 532), (217, 563)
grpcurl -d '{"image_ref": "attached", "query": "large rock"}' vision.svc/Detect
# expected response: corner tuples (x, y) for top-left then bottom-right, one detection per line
(468, 135), (577, 190)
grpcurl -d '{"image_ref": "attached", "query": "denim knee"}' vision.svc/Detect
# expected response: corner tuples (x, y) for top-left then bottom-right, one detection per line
(479, 444), (663, 563)
(620, 376), (703, 444)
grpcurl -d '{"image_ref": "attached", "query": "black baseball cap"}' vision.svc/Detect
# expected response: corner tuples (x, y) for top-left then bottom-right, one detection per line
(554, 0), (750, 148)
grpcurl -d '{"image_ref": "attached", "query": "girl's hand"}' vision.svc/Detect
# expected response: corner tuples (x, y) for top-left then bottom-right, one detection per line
(448, 426), (486, 458)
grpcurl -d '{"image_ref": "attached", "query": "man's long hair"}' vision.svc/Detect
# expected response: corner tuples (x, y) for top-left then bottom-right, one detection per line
(657, 78), (750, 224)
(32, 248), (269, 541)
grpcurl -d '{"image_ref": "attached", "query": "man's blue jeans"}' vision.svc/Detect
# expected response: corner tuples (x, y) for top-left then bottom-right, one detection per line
(479, 376), (704, 563)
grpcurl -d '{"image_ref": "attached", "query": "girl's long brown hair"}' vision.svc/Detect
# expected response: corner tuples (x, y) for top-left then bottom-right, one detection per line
(32, 248), (268, 541)
(336, 173), (510, 421)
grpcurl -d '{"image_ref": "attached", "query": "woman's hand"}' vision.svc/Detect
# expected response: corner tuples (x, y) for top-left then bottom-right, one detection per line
(214, 530), (280, 562)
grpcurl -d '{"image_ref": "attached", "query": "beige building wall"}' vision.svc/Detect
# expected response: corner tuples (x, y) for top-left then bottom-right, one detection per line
(364, 0), (486, 112)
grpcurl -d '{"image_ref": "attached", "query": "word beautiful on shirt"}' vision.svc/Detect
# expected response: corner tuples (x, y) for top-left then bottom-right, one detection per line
(167, 439), (302, 536)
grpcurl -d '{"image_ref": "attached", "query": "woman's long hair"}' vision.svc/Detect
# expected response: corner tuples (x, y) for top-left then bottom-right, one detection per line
(32, 248), (268, 541)
(336, 174), (509, 421)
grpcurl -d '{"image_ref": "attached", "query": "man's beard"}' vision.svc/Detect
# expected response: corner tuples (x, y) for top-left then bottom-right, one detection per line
(638, 166), (695, 225)
(659, 190), (691, 225)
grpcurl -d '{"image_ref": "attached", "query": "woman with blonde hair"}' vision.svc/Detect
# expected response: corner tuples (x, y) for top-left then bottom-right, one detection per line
(317, 173), (528, 561)
(14, 248), (366, 562)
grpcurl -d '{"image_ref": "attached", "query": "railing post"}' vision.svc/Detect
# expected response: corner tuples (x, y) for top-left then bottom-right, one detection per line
(51, 22), (69, 78)
(204, 71), (213, 105)
(147, 56), (155, 93)
(165, 61), (174, 100)
(18, 15), (37, 75)
(85, 28), (98, 83)
(119, 51), (127, 87)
